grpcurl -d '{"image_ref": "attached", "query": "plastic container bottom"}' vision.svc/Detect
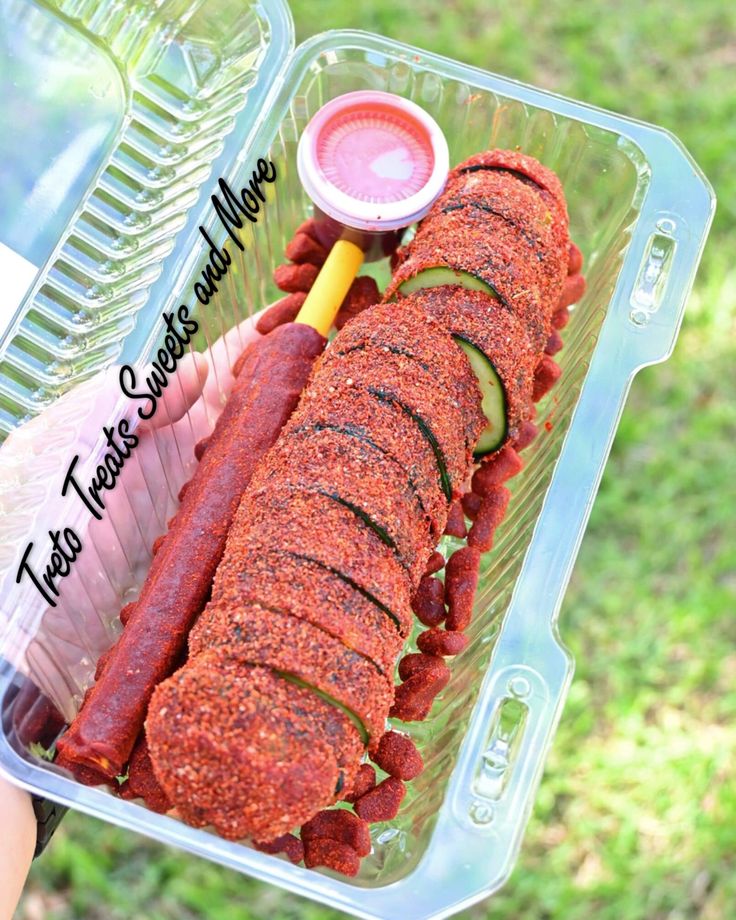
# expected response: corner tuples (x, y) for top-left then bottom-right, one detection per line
(0, 16), (714, 920)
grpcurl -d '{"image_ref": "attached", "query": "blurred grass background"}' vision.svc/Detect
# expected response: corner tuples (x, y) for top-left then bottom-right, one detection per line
(16, 0), (736, 917)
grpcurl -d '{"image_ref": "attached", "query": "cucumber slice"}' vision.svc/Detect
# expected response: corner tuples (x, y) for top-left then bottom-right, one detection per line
(325, 492), (397, 552)
(277, 671), (370, 745)
(398, 266), (501, 300)
(368, 387), (453, 501)
(455, 336), (507, 456)
(291, 552), (405, 635)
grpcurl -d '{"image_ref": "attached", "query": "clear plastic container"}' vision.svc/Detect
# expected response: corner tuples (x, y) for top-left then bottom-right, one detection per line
(0, 3), (715, 919)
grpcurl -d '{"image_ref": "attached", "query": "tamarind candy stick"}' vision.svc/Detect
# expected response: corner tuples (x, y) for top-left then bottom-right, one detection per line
(56, 323), (325, 778)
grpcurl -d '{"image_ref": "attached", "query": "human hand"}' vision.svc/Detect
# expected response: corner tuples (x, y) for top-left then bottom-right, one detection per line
(0, 773), (36, 920)
(0, 313), (263, 723)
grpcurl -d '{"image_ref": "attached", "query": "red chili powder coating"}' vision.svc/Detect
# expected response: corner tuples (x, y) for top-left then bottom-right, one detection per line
(289, 384), (449, 539)
(330, 298), (484, 454)
(216, 488), (414, 637)
(411, 575), (446, 628)
(303, 837), (361, 876)
(190, 548), (402, 677)
(301, 809), (371, 857)
(398, 653), (448, 682)
(247, 425), (434, 583)
(416, 628), (469, 658)
(273, 261), (320, 293)
(312, 349), (472, 500)
(253, 833), (305, 864)
(444, 546), (481, 631)
(400, 285), (538, 447)
(188, 603), (392, 743)
(256, 292), (307, 335)
(373, 731), (424, 781)
(353, 777), (406, 823)
(147, 659), (361, 841)
(344, 763), (377, 803)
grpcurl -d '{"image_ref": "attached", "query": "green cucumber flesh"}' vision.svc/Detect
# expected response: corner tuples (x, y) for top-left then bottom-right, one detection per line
(455, 336), (507, 456)
(398, 266), (501, 301)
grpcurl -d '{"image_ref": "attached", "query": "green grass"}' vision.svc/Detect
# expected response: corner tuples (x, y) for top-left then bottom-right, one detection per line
(16, 1), (736, 918)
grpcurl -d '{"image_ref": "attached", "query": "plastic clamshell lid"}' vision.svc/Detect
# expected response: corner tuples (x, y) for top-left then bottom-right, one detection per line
(0, 0), (295, 439)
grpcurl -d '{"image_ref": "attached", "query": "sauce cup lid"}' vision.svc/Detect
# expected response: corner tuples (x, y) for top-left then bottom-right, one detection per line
(297, 90), (448, 233)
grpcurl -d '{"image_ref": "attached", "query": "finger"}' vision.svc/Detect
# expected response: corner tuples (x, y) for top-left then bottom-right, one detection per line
(0, 778), (35, 919)
(201, 311), (264, 409)
(137, 352), (209, 432)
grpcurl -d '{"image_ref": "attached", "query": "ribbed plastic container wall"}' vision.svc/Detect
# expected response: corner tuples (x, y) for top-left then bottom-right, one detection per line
(0, 25), (714, 920)
(0, 0), (292, 438)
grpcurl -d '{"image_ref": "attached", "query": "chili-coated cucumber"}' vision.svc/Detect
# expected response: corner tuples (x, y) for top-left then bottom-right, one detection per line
(454, 337), (507, 456)
(397, 266), (501, 300)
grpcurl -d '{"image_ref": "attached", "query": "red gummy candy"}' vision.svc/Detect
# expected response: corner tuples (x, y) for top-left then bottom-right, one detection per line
(551, 306), (570, 330)
(532, 355), (562, 402)
(303, 837), (361, 875)
(471, 446), (523, 494)
(424, 551), (445, 576)
(411, 575), (446, 627)
(193, 436), (210, 461)
(94, 648), (113, 680)
(444, 546), (481, 631)
(467, 486), (511, 553)
(344, 763), (377, 803)
(353, 777), (406, 823)
(398, 653), (447, 682)
(373, 731), (424, 780)
(255, 292), (307, 334)
(273, 262), (319, 293)
(416, 628), (469, 657)
(253, 833), (304, 864)
(285, 232), (328, 266)
(389, 667), (451, 721)
(444, 499), (467, 537)
(512, 419), (539, 451)
(334, 276), (381, 331)
(545, 329), (564, 356)
(119, 737), (171, 814)
(119, 602), (135, 627)
(461, 491), (482, 520)
(301, 809), (371, 857)
(568, 241), (583, 275)
(558, 272), (586, 308)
